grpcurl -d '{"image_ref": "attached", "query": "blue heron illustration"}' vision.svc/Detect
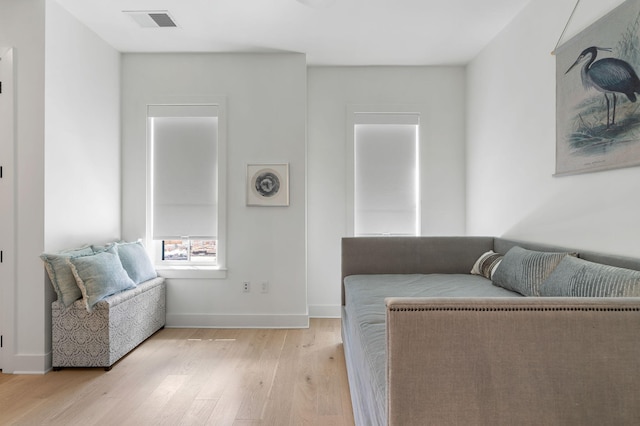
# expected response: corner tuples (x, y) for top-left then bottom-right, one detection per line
(566, 46), (640, 129)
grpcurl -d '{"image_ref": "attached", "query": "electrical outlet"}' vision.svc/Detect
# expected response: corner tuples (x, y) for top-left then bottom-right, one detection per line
(261, 281), (269, 294)
(243, 281), (251, 293)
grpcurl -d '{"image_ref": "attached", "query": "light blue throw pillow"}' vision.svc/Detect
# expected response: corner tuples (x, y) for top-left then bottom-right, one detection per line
(115, 241), (157, 284)
(40, 245), (94, 307)
(540, 256), (640, 297)
(91, 242), (117, 253)
(67, 247), (136, 311)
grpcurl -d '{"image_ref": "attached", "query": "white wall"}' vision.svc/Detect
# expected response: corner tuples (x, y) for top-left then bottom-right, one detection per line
(0, 0), (46, 373)
(45, 0), (121, 252)
(121, 53), (308, 327)
(466, 0), (640, 257)
(0, 0), (120, 373)
(307, 67), (467, 316)
(40, 0), (121, 371)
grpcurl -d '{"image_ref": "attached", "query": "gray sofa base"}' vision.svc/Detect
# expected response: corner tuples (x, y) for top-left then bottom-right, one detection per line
(52, 276), (166, 370)
(341, 237), (640, 426)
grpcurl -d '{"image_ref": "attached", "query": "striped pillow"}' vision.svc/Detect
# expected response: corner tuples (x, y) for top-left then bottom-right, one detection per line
(471, 250), (504, 279)
(540, 256), (640, 297)
(492, 246), (572, 296)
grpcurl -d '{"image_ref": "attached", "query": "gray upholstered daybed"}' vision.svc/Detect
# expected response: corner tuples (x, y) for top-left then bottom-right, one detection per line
(42, 241), (166, 370)
(341, 236), (640, 426)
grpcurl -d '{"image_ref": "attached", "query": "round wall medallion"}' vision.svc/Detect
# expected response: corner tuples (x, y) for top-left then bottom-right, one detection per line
(246, 163), (289, 206)
(253, 170), (281, 197)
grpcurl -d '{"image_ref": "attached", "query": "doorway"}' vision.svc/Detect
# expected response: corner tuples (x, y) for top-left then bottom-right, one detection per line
(0, 47), (15, 371)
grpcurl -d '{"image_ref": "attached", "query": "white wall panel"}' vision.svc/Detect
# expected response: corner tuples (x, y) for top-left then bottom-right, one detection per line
(466, 0), (640, 258)
(121, 53), (308, 327)
(0, 0), (45, 373)
(307, 66), (467, 316)
(40, 0), (121, 372)
(45, 0), (121, 251)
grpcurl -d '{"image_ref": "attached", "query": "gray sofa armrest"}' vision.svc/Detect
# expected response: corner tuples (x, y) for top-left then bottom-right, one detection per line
(341, 237), (494, 304)
(385, 297), (640, 426)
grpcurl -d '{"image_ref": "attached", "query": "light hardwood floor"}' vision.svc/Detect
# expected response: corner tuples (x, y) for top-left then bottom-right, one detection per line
(0, 318), (355, 426)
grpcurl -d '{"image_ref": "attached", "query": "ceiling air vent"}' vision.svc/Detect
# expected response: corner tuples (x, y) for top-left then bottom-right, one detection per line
(124, 10), (178, 28)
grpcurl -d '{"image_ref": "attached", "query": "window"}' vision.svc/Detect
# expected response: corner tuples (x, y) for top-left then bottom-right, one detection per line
(353, 112), (420, 236)
(147, 103), (226, 272)
(162, 239), (216, 262)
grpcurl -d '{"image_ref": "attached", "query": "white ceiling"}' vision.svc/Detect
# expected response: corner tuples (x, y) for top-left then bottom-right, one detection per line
(55, 0), (532, 66)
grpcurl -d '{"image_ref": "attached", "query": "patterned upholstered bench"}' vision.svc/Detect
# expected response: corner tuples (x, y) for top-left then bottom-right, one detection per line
(52, 276), (165, 370)
(42, 241), (166, 370)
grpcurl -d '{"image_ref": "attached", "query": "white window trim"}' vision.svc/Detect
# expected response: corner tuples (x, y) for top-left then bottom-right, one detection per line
(146, 96), (228, 279)
(346, 104), (426, 237)
(155, 265), (227, 280)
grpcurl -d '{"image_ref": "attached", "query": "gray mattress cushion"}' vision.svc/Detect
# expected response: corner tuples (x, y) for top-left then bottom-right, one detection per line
(343, 273), (522, 425)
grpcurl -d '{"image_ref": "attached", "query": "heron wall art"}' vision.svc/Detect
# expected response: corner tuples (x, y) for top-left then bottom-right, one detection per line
(565, 46), (640, 129)
(556, 0), (640, 176)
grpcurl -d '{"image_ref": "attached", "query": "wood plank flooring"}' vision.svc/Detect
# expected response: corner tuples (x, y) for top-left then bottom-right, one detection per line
(0, 318), (354, 426)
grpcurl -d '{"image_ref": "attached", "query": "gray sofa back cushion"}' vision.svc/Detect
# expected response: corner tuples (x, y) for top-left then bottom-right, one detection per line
(341, 236), (494, 304)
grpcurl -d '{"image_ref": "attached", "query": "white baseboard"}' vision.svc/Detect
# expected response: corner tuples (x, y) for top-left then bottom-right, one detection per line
(3, 352), (51, 374)
(166, 313), (309, 328)
(308, 304), (342, 318)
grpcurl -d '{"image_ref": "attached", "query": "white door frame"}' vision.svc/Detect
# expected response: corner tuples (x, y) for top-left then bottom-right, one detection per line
(0, 47), (16, 371)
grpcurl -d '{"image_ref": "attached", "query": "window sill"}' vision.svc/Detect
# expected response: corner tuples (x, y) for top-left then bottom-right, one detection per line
(156, 266), (227, 279)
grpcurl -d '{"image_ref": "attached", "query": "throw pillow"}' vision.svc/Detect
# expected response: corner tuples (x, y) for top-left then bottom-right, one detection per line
(470, 250), (504, 279)
(67, 247), (136, 311)
(91, 242), (117, 253)
(492, 246), (572, 296)
(540, 256), (640, 297)
(115, 241), (157, 284)
(40, 245), (94, 307)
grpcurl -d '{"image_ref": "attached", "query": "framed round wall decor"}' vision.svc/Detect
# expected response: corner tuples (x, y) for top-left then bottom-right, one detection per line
(246, 163), (290, 206)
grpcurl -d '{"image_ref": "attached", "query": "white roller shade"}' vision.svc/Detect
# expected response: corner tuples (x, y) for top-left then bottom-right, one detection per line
(354, 113), (419, 236)
(150, 105), (218, 239)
